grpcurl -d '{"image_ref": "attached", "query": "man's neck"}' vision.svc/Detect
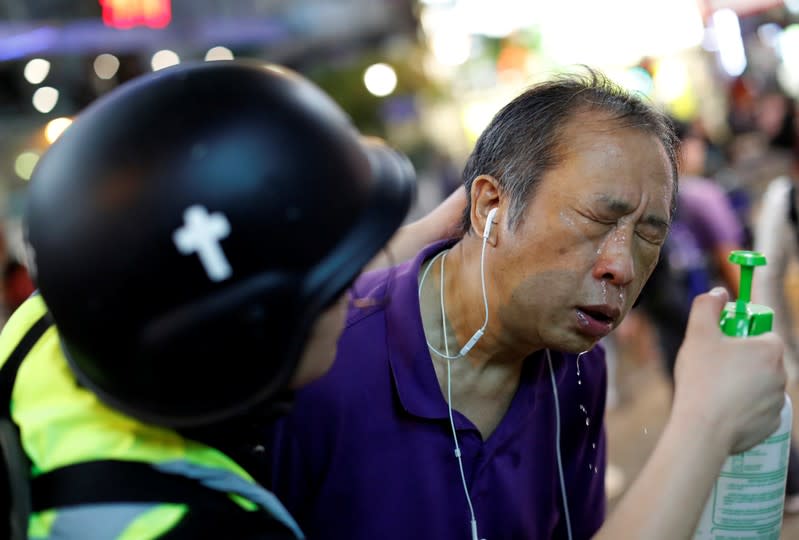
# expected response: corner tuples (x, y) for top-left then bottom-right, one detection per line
(417, 237), (535, 438)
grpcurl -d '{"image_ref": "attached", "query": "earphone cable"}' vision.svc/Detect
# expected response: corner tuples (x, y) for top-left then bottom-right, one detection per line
(419, 228), (491, 360)
(547, 349), (573, 540)
(442, 267), (480, 540)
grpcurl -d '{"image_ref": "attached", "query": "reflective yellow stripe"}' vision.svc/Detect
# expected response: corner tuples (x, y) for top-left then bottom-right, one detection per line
(231, 493), (259, 511)
(28, 509), (56, 539)
(0, 294), (47, 370)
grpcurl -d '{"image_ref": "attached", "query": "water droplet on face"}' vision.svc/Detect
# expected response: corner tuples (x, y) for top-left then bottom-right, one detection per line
(560, 211), (576, 228)
(576, 310), (589, 328)
(600, 281), (608, 302)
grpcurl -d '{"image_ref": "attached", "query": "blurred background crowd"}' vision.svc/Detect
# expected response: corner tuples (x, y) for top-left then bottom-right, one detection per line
(3, 0), (799, 536)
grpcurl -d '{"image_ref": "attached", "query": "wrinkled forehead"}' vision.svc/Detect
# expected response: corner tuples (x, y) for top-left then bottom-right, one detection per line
(553, 111), (676, 210)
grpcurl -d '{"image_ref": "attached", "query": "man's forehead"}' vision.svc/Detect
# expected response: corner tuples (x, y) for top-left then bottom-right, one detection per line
(558, 113), (652, 152)
(536, 152), (674, 221)
(557, 114), (674, 183)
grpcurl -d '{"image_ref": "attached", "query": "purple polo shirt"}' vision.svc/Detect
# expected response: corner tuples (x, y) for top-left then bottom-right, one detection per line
(262, 241), (607, 540)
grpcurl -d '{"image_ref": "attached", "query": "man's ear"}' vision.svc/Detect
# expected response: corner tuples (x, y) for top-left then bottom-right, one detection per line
(470, 175), (501, 245)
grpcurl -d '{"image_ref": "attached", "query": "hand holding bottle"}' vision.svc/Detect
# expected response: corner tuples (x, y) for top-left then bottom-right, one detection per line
(596, 281), (788, 540)
(672, 287), (785, 455)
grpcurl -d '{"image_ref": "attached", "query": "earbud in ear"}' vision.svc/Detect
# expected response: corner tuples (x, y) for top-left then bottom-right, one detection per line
(483, 207), (498, 239)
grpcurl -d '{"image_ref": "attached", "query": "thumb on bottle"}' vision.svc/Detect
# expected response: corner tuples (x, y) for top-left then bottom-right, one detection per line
(686, 287), (729, 334)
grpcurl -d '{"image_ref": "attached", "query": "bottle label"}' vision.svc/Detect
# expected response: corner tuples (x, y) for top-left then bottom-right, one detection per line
(701, 430), (790, 537)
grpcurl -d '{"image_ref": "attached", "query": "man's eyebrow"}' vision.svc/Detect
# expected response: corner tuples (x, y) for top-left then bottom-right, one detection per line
(596, 195), (670, 231)
(642, 214), (670, 231)
(599, 197), (633, 214)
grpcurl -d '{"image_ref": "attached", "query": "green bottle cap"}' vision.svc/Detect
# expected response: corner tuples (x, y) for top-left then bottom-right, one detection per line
(720, 250), (773, 337)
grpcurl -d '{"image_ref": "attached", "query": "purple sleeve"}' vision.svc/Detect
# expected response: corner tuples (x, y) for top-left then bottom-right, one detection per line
(260, 372), (349, 523)
(678, 179), (744, 250)
(262, 415), (314, 520)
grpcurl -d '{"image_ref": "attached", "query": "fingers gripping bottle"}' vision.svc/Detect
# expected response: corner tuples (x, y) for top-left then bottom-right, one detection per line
(694, 251), (793, 540)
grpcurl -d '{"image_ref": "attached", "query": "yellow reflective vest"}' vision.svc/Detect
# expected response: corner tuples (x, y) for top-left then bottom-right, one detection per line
(0, 295), (303, 540)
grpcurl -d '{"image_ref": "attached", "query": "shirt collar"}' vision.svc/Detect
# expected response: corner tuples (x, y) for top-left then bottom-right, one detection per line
(384, 239), (458, 420)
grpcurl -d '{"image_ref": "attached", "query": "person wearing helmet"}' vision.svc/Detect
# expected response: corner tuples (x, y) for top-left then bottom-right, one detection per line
(0, 60), (422, 539)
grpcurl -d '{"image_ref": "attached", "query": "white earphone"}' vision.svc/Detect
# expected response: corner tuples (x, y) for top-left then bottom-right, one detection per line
(457, 207), (498, 357)
(483, 207), (498, 239)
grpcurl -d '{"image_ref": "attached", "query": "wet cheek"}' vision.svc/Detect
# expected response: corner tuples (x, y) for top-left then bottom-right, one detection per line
(499, 269), (584, 324)
(638, 247), (661, 279)
(629, 249), (660, 295)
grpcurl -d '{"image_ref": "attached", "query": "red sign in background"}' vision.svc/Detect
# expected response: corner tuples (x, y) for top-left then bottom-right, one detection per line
(99, 0), (172, 30)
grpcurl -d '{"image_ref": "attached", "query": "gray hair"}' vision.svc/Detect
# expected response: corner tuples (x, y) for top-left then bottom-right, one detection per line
(460, 67), (679, 233)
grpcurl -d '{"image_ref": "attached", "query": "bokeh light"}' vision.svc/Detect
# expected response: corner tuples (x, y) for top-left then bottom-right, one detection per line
(205, 46), (234, 61)
(151, 49), (180, 71)
(363, 63), (398, 97)
(94, 54), (121, 80)
(24, 59), (50, 85)
(32, 87), (59, 113)
(14, 152), (40, 180)
(45, 117), (73, 143)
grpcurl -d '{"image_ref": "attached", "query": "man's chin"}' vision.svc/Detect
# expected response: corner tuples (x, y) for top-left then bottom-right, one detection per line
(546, 331), (599, 354)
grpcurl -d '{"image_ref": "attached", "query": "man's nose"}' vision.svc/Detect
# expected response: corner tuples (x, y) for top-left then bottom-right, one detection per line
(593, 230), (635, 287)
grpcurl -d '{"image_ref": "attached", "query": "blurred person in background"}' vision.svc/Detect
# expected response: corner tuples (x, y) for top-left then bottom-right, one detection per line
(0, 230), (32, 326)
(2, 260), (35, 318)
(753, 140), (799, 515)
(754, 125), (799, 385)
(752, 88), (799, 382)
(723, 86), (797, 209)
(261, 70), (786, 540)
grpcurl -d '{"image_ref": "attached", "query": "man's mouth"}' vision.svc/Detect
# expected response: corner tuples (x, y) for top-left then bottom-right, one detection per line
(581, 309), (613, 323)
(575, 305), (621, 338)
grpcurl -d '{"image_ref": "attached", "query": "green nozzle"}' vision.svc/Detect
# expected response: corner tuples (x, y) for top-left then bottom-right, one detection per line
(720, 250), (772, 337)
(729, 250), (766, 306)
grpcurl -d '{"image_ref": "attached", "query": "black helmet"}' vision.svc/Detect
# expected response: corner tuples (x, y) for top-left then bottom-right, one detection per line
(25, 61), (414, 428)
